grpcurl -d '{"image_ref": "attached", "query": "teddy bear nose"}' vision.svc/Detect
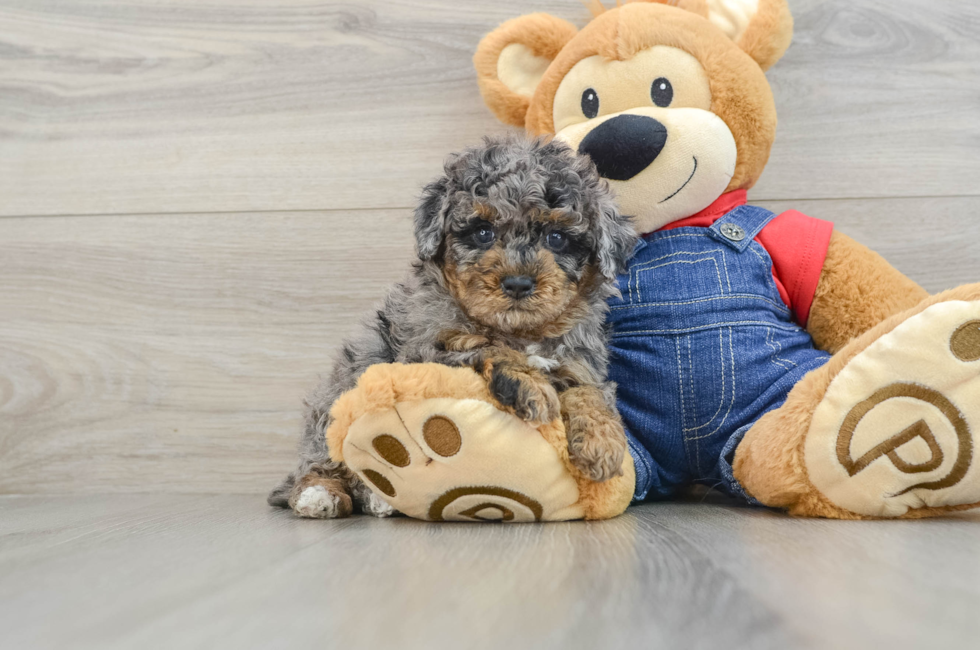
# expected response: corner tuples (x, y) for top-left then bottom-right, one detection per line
(577, 114), (668, 181)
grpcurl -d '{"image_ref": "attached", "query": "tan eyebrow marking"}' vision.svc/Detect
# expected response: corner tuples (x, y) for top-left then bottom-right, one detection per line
(532, 208), (575, 227)
(473, 202), (498, 221)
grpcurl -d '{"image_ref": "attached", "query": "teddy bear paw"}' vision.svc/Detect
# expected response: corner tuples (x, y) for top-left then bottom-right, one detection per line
(804, 300), (980, 517)
(340, 398), (585, 522)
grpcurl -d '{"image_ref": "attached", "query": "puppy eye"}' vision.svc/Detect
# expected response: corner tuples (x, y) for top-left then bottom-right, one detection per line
(651, 77), (673, 108)
(545, 230), (569, 253)
(473, 223), (495, 246)
(581, 88), (599, 119)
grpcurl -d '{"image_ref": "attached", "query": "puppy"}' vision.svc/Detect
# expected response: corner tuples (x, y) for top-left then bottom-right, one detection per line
(268, 136), (637, 518)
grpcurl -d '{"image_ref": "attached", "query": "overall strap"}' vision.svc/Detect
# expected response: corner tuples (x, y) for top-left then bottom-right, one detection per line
(708, 204), (778, 252)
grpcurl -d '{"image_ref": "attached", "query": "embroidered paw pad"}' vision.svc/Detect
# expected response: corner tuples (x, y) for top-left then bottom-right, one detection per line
(341, 398), (585, 522)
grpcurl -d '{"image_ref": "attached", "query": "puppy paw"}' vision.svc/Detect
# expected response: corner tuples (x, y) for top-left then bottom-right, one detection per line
(566, 421), (627, 482)
(288, 481), (353, 519)
(488, 364), (561, 425)
(561, 385), (628, 482)
(360, 491), (396, 518)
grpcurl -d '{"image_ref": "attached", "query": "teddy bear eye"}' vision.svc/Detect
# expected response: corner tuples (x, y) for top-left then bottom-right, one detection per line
(581, 88), (599, 119)
(651, 77), (673, 108)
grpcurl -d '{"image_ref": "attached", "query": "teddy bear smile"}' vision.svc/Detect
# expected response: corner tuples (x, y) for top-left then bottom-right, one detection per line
(659, 156), (698, 204)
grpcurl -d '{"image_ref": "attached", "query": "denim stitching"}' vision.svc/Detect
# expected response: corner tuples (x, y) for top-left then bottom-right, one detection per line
(628, 248), (718, 272)
(626, 435), (653, 497)
(633, 258), (723, 303)
(719, 248), (733, 293)
(643, 232), (720, 244)
(748, 244), (786, 306)
(687, 335), (704, 474)
(613, 208), (828, 497)
(688, 336), (701, 473)
(764, 327), (791, 371)
(609, 293), (790, 314)
(683, 329), (726, 434)
(675, 336), (692, 462)
(611, 320), (802, 336)
(629, 250), (715, 304)
(629, 249), (721, 302)
(770, 327), (798, 368)
(687, 327), (738, 443)
(687, 336), (696, 430)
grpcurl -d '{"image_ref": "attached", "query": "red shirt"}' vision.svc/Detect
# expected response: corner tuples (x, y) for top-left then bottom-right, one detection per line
(657, 191), (833, 326)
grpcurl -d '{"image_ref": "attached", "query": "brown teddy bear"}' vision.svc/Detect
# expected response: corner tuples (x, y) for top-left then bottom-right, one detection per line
(326, 0), (980, 520)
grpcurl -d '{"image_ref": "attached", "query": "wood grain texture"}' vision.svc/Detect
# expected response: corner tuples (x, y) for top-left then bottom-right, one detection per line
(0, 209), (416, 494)
(1, 0), (979, 218)
(1, 196), (977, 495)
(1, 495), (979, 650)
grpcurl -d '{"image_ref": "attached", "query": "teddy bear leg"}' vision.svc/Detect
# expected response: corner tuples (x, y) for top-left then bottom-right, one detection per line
(734, 284), (980, 519)
(327, 363), (636, 522)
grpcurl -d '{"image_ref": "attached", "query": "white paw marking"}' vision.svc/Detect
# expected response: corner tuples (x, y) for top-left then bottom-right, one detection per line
(295, 485), (341, 519)
(363, 492), (395, 518)
(527, 355), (560, 372)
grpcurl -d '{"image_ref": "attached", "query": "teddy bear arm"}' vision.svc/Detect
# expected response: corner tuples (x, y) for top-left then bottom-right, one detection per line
(806, 229), (929, 354)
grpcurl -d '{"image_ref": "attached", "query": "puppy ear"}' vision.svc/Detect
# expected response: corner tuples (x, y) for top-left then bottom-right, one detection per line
(593, 191), (637, 282)
(414, 177), (451, 261)
(474, 14), (578, 128)
(704, 0), (793, 70)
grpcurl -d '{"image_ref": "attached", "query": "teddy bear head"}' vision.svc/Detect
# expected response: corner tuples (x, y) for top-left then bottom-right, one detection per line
(475, 0), (793, 234)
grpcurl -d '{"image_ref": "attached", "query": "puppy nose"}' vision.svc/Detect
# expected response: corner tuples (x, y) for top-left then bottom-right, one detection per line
(501, 275), (535, 299)
(578, 114), (668, 181)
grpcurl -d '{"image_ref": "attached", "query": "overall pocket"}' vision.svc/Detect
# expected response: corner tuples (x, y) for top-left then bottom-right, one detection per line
(675, 327), (736, 475)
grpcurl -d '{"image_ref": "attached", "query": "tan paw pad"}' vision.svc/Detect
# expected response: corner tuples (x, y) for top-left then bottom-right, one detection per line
(342, 398), (583, 522)
(805, 301), (980, 517)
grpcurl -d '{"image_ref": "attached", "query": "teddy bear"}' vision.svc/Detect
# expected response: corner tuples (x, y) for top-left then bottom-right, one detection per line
(324, 0), (980, 521)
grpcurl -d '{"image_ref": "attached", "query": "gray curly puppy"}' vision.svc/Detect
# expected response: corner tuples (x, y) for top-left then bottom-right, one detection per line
(268, 136), (637, 518)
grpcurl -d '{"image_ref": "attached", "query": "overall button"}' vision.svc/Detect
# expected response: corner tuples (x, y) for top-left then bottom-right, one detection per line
(720, 223), (746, 241)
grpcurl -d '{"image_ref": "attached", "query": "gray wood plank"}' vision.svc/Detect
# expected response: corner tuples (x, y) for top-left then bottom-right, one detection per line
(1, 195), (977, 495)
(1, 495), (978, 650)
(0, 209), (417, 495)
(1, 0), (979, 218)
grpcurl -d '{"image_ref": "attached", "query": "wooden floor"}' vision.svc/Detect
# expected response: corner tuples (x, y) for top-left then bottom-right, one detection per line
(1, 494), (979, 650)
(2, 1), (980, 647)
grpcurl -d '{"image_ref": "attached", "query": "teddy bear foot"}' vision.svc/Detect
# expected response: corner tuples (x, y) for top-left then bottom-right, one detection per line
(341, 398), (584, 522)
(736, 287), (980, 519)
(803, 298), (980, 517)
(324, 363), (635, 522)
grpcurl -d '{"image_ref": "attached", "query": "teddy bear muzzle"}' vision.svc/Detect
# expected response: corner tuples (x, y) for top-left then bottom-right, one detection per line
(577, 114), (668, 181)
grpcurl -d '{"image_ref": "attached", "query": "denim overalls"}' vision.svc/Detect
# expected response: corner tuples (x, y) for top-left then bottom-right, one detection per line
(608, 205), (831, 501)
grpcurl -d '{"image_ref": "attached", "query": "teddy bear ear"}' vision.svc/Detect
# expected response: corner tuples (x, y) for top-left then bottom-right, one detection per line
(474, 14), (579, 128)
(703, 0), (794, 70)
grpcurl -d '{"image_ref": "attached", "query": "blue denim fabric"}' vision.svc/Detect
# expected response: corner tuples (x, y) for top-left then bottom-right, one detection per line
(608, 205), (831, 501)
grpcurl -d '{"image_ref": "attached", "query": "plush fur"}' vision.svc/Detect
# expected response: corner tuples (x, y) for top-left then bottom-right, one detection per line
(268, 136), (637, 518)
(807, 231), (929, 354)
(325, 363), (636, 520)
(734, 283), (980, 519)
(474, 13), (578, 128)
(475, 0), (784, 193)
